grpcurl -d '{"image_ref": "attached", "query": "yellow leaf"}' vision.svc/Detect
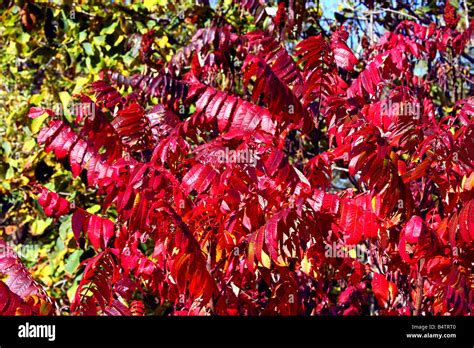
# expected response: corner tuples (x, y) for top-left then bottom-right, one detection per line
(115, 35), (125, 46)
(29, 93), (43, 105)
(216, 243), (223, 263)
(462, 172), (474, 191)
(6, 41), (17, 55)
(31, 218), (52, 236)
(300, 255), (312, 275)
(30, 112), (49, 134)
(67, 282), (79, 303)
(260, 250), (271, 268)
(37, 264), (53, 286)
(443, 106), (453, 113)
(157, 35), (169, 49)
(348, 248), (357, 259)
(86, 204), (101, 214)
(72, 77), (89, 95)
(143, 0), (161, 10)
(371, 196), (377, 212)
(59, 91), (72, 121)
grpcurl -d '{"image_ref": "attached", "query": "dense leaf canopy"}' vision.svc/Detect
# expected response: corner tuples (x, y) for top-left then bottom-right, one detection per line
(0, 0), (472, 316)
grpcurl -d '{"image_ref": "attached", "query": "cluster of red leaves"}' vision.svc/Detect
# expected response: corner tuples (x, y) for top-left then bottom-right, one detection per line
(0, 241), (55, 315)
(444, 1), (460, 30)
(15, 7), (474, 316)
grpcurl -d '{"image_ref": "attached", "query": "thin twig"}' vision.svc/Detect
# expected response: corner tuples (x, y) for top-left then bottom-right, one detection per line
(332, 166), (349, 173)
(414, 258), (425, 315)
(372, 8), (418, 21)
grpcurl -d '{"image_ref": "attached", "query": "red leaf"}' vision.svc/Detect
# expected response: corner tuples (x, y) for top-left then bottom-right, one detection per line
(339, 202), (379, 244)
(459, 199), (474, 243)
(372, 273), (389, 308)
(130, 300), (145, 316)
(0, 241), (54, 309)
(28, 107), (55, 119)
(72, 209), (87, 245)
(71, 251), (118, 315)
(401, 159), (430, 183)
(112, 102), (147, 149)
(404, 215), (423, 243)
(0, 282), (23, 315)
(307, 190), (340, 215)
(264, 149), (284, 177)
(182, 164), (218, 195)
(331, 41), (358, 71)
(37, 119), (64, 145)
(86, 215), (115, 251)
(36, 186), (71, 218)
(69, 139), (89, 178)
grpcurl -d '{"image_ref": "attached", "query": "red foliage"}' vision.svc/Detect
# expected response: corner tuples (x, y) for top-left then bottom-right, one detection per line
(443, 1), (459, 30)
(0, 241), (55, 315)
(15, 14), (474, 316)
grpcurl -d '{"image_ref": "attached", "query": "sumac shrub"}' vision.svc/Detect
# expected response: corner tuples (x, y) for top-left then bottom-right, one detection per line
(3, 2), (473, 316)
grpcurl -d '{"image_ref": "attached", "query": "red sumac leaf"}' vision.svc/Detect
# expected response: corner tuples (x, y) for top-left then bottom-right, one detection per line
(36, 186), (71, 218)
(72, 208), (87, 246)
(86, 215), (115, 252)
(459, 199), (474, 243)
(182, 164), (218, 195)
(28, 107), (55, 119)
(404, 215), (423, 244)
(339, 202), (378, 244)
(372, 273), (390, 308)
(331, 42), (358, 71)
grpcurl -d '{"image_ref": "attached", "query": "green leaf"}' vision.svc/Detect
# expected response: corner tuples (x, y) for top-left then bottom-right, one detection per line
(18, 32), (30, 44)
(1, 141), (11, 156)
(56, 237), (66, 252)
(86, 204), (101, 214)
(93, 35), (106, 46)
(59, 215), (72, 241)
(78, 31), (87, 42)
(31, 218), (53, 236)
(82, 42), (94, 56)
(100, 22), (118, 35)
(123, 54), (135, 66)
(5, 166), (14, 180)
(65, 250), (84, 275)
